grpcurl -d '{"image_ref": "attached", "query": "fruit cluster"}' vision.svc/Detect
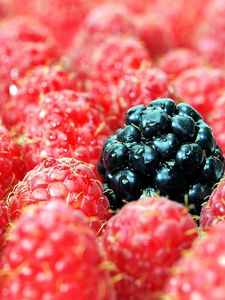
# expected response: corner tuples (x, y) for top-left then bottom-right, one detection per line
(0, 1), (225, 299)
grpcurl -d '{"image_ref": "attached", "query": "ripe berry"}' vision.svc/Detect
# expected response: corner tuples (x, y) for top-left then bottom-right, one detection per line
(149, 0), (205, 47)
(102, 197), (197, 300)
(164, 221), (225, 300)
(75, 3), (136, 45)
(92, 67), (172, 131)
(69, 5), (137, 80)
(200, 179), (225, 230)
(90, 35), (150, 84)
(158, 48), (204, 79)
(137, 13), (173, 58)
(0, 16), (55, 44)
(0, 124), (25, 201)
(201, 0), (225, 40)
(0, 16), (59, 103)
(0, 40), (59, 109)
(11, 0), (101, 49)
(208, 95), (225, 158)
(1, 65), (81, 130)
(110, 68), (172, 129)
(0, 201), (115, 300)
(195, 34), (225, 68)
(99, 98), (224, 215)
(8, 157), (111, 233)
(20, 90), (112, 170)
(173, 67), (225, 121)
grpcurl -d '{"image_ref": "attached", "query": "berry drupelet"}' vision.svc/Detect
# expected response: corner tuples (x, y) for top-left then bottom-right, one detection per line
(98, 98), (224, 215)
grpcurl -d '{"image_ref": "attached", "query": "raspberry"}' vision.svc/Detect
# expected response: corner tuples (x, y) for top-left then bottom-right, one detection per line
(164, 221), (225, 300)
(0, 16), (55, 44)
(20, 90), (112, 171)
(193, 0), (225, 67)
(12, 0), (102, 49)
(149, 0), (205, 47)
(0, 124), (25, 201)
(194, 34), (225, 68)
(158, 48), (204, 79)
(117, 68), (172, 108)
(91, 67), (171, 131)
(208, 95), (225, 158)
(69, 4), (137, 80)
(0, 201), (115, 300)
(1, 65), (81, 130)
(102, 197), (197, 300)
(8, 157), (111, 233)
(90, 36), (150, 86)
(108, 68), (172, 130)
(173, 67), (225, 121)
(137, 13), (173, 58)
(75, 3), (136, 45)
(0, 202), (9, 251)
(98, 98), (224, 215)
(201, 0), (225, 40)
(0, 38), (59, 108)
(200, 179), (225, 230)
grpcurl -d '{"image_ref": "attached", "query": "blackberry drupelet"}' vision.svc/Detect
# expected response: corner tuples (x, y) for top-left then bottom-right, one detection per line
(98, 98), (224, 215)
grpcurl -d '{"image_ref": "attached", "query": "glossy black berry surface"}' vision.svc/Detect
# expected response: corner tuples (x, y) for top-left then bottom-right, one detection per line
(98, 99), (224, 215)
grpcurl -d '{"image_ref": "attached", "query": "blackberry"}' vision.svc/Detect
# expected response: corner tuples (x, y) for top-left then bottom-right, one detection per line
(98, 98), (224, 214)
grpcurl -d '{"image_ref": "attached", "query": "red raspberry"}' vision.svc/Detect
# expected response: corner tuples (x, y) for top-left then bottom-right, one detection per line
(76, 3), (136, 44)
(20, 90), (112, 170)
(195, 35), (225, 68)
(137, 13), (173, 58)
(8, 157), (111, 233)
(208, 95), (225, 158)
(90, 36), (150, 86)
(88, 36), (151, 128)
(158, 48), (204, 79)
(104, 67), (172, 130)
(200, 179), (225, 230)
(201, 0), (225, 40)
(173, 67), (225, 121)
(0, 201), (115, 300)
(101, 197), (197, 300)
(11, 0), (102, 49)
(149, 0), (205, 47)
(1, 65), (81, 130)
(0, 124), (25, 201)
(192, 0), (225, 67)
(0, 16), (55, 44)
(69, 4), (137, 80)
(164, 221), (225, 300)
(0, 202), (9, 251)
(0, 40), (59, 108)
